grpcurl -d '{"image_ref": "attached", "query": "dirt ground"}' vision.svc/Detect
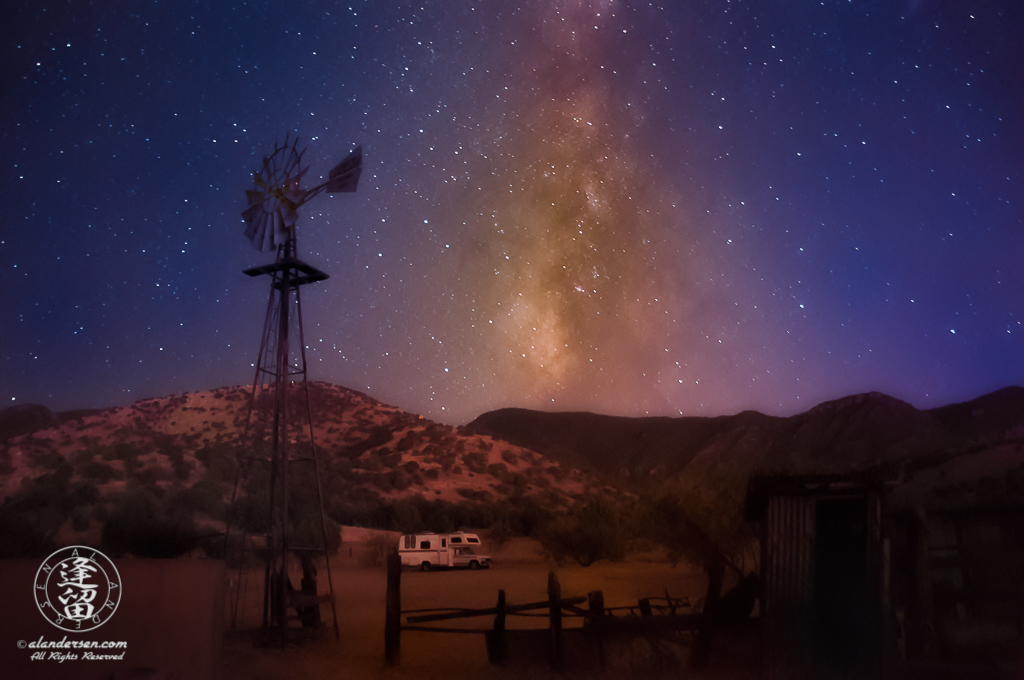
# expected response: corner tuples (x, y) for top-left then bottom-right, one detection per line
(220, 533), (762, 680)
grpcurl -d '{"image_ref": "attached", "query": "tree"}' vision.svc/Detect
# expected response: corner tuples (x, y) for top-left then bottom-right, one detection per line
(539, 497), (626, 567)
(101, 489), (197, 558)
(639, 477), (757, 670)
(640, 476), (753, 574)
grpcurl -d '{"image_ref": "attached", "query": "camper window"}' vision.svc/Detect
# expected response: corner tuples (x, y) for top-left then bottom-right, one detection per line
(420, 540), (431, 549)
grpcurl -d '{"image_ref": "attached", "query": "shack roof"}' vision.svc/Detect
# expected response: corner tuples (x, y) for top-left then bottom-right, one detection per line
(744, 467), (893, 522)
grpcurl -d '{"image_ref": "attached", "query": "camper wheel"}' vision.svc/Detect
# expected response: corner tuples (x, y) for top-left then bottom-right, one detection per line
(420, 562), (431, 572)
(469, 560), (480, 570)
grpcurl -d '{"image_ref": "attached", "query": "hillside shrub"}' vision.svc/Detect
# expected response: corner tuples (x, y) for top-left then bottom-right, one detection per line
(170, 455), (195, 481)
(455, 487), (491, 502)
(463, 451), (488, 474)
(486, 462), (511, 482)
(100, 442), (143, 474)
(80, 459), (120, 483)
(132, 465), (170, 485)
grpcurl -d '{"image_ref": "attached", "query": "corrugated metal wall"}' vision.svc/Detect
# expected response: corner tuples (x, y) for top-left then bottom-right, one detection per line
(763, 495), (817, 680)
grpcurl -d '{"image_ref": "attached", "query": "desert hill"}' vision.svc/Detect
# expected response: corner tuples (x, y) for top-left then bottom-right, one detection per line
(0, 382), (608, 557)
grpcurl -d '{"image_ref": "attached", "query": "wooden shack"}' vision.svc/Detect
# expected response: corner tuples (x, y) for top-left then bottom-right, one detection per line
(745, 470), (888, 679)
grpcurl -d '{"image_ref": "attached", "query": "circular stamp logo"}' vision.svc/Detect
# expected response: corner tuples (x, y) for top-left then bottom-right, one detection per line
(34, 546), (122, 632)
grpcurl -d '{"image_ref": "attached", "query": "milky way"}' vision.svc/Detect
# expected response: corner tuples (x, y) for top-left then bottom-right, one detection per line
(3, 1), (1022, 424)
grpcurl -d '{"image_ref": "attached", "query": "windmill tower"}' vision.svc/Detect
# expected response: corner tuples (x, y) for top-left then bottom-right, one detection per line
(226, 135), (362, 637)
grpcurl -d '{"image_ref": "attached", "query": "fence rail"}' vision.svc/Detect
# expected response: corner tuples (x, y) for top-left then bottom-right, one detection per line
(383, 550), (703, 671)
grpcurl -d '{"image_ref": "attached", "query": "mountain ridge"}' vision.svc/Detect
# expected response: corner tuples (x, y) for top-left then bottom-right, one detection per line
(466, 387), (1024, 488)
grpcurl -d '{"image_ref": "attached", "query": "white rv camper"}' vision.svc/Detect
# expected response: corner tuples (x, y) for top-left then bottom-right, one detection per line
(397, 531), (491, 571)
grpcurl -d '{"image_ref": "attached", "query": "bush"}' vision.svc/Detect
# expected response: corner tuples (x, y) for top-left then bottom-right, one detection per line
(70, 507), (91, 532)
(195, 443), (238, 485)
(360, 533), (394, 568)
(168, 481), (227, 519)
(489, 515), (515, 548)
(80, 460), (120, 483)
(71, 481), (101, 506)
(231, 487), (270, 534)
(292, 514), (342, 555)
(0, 507), (57, 558)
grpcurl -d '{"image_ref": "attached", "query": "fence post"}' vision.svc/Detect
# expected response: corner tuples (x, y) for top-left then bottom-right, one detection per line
(588, 590), (606, 668)
(489, 589), (507, 666)
(385, 550), (401, 667)
(548, 571), (563, 672)
(639, 597), (653, 617)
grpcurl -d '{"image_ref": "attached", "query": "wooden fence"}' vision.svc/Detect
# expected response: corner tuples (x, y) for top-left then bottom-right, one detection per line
(383, 551), (703, 671)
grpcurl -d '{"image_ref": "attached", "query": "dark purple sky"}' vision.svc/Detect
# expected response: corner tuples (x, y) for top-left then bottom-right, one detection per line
(3, 0), (1022, 424)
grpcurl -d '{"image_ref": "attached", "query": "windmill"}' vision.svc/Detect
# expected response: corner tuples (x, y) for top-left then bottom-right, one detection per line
(226, 135), (362, 638)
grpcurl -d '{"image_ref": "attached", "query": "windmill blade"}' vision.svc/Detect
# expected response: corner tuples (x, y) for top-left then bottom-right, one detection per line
(243, 213), (260, 244)
(281, 203), (300, 228)
(241, 199), (287, 253)
(242, 202), (265, 248)
(241, 202), (263, 225)
(251, 210), (272, 250)
(326, 145), (362, 193)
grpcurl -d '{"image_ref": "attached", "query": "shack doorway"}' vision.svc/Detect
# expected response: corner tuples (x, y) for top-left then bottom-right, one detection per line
(814, 497), (871, 674)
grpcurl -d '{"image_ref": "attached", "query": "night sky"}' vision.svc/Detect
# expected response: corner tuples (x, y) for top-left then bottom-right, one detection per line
(3, 1), (1022, 425)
